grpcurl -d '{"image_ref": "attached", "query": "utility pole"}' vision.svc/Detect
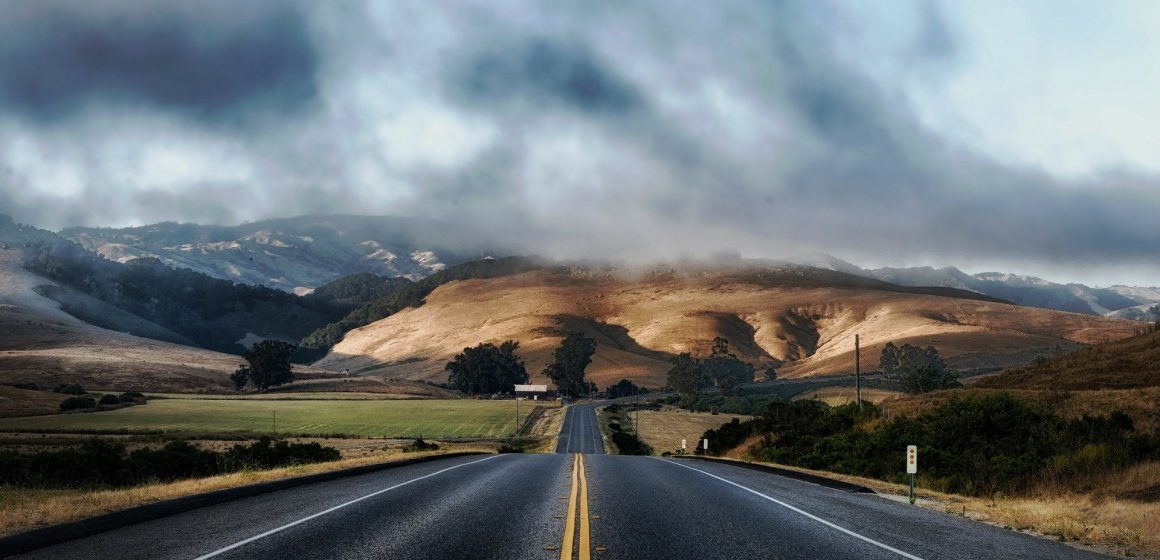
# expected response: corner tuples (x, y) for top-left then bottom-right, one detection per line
(855, 334), (862, 412)
(514, 395), (519, 436)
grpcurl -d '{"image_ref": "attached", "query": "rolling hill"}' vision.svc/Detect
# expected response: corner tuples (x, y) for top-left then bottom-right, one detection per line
(315, 266), (1139, 389)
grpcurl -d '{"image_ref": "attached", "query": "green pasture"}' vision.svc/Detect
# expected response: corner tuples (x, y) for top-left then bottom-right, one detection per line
(0, 398), (538, 438)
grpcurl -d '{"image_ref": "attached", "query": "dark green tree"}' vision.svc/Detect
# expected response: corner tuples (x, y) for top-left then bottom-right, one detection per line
(444, 340), (529, 394)
(606, 378), (647, 399)
(543, 332), (597, 397)
(230, 369), (249, 392)
(879, 341), (899, 376)
(883, 343), (959, 394)
(701, 337), (754, 395)
(238, 340), (296, 392)
(666, 352), (703, 397)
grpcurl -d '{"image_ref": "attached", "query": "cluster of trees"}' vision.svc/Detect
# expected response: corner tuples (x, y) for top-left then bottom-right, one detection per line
(0, 437), (341, 489)
(698, 394), (1160, 496)
(445, 341), (529, 394)
(443, 330), (599, 397)
(232, 341), (297, 392)
(605, 378), (647, 399)
(879, 342), (960, 394)
(667, 337), (755, 397)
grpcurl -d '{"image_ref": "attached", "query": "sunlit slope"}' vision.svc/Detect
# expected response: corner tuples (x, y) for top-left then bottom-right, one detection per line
(318, 269), (1137, 388)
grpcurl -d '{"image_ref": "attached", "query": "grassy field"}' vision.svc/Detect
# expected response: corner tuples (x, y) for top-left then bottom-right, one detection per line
(0, 398), (535, 438)
(635, 409), (752, 455)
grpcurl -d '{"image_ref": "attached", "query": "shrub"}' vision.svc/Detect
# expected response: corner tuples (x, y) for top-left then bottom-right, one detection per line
(402, 438), (440, 453)
(0, 437), (342, 489)
(59, 396), (96, 411)
(98, 394), (120, 406)
(53, 384), (86, 395)
(702, 393), (1160, 497)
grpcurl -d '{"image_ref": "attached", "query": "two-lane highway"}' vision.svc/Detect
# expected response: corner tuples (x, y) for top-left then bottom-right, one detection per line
(8, 402), (1117, 559)
(555, 402), (604, 454)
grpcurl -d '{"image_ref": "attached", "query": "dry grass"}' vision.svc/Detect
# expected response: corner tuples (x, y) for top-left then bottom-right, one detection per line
(0, 386), (66, 418)
(635, 408), (752, 455)
(979, 330), (1160, 391)
(0, 446), (496, 538)
(708, 455), (1160, 559)
(317, 269), (1136, 388)
(882, 387), (1160, 433)
(789, 386), (903, 407)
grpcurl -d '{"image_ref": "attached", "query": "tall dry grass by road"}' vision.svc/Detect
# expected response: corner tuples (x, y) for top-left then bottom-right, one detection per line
(0, 446), (495, 538)
(713, 451), (1160, 559)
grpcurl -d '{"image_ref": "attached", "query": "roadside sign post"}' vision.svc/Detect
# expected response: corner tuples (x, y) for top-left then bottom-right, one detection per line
(906, 445), (918, 504)
(703, 438), (709, 453)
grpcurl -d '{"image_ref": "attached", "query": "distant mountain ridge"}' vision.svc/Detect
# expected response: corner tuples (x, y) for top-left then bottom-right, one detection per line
(26, 214), (1160, 320)
(789, 253), (1160, 320)
(61, 215), (500, 292)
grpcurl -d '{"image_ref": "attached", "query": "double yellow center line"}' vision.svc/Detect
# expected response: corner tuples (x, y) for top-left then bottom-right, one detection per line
(560, 453), (591, 560)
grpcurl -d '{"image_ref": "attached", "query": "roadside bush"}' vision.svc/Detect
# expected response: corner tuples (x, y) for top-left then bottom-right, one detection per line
(9, 382), (40, 390)
(53, 384), (86, 395)
(402, 438), (440, 453)
(59, 396), (96, 411)
(700, 393), (1160, 497)
(0, 437), (342, 489)
(98, 394), (120, 406)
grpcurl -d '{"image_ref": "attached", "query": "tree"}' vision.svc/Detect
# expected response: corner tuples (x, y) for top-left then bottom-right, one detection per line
(238, 340), (296, 392)
(666, 353), (703, 397)
(701, 337), (754, 395)
(230, 369), (249, 392)
(444, 341), (529, 394)
(881, 343), (959, 394)
(879, 342), (899, 376)
(606, 378), (647, 399)
(543, 332), (597, 397)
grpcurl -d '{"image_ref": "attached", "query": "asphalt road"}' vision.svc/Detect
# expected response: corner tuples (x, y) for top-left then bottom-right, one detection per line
(555, 402), (605, 454)
(9, 404), (1115, 560)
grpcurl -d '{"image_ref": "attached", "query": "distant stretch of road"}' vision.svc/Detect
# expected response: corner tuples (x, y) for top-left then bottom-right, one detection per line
(9, 403), (1113, 560)
(555, 402), (604, 454)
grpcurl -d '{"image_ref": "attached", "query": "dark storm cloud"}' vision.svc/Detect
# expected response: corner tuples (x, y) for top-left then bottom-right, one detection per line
(0, 1), (318, 123)
(2, 0), (1158, 283)
(447, 37), (645, 116)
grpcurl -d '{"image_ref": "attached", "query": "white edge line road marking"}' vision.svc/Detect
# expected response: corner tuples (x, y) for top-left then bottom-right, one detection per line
(193, 455), (502, 560)
(659, 459), (927, 560)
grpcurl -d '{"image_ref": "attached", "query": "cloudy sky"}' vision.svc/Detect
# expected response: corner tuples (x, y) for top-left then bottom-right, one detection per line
(1, 0), (1158, 285)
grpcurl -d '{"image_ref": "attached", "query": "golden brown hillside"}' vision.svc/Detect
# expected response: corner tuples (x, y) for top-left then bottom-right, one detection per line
(976, 328), (1160, 391)
(316, 268), (1138, 389)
